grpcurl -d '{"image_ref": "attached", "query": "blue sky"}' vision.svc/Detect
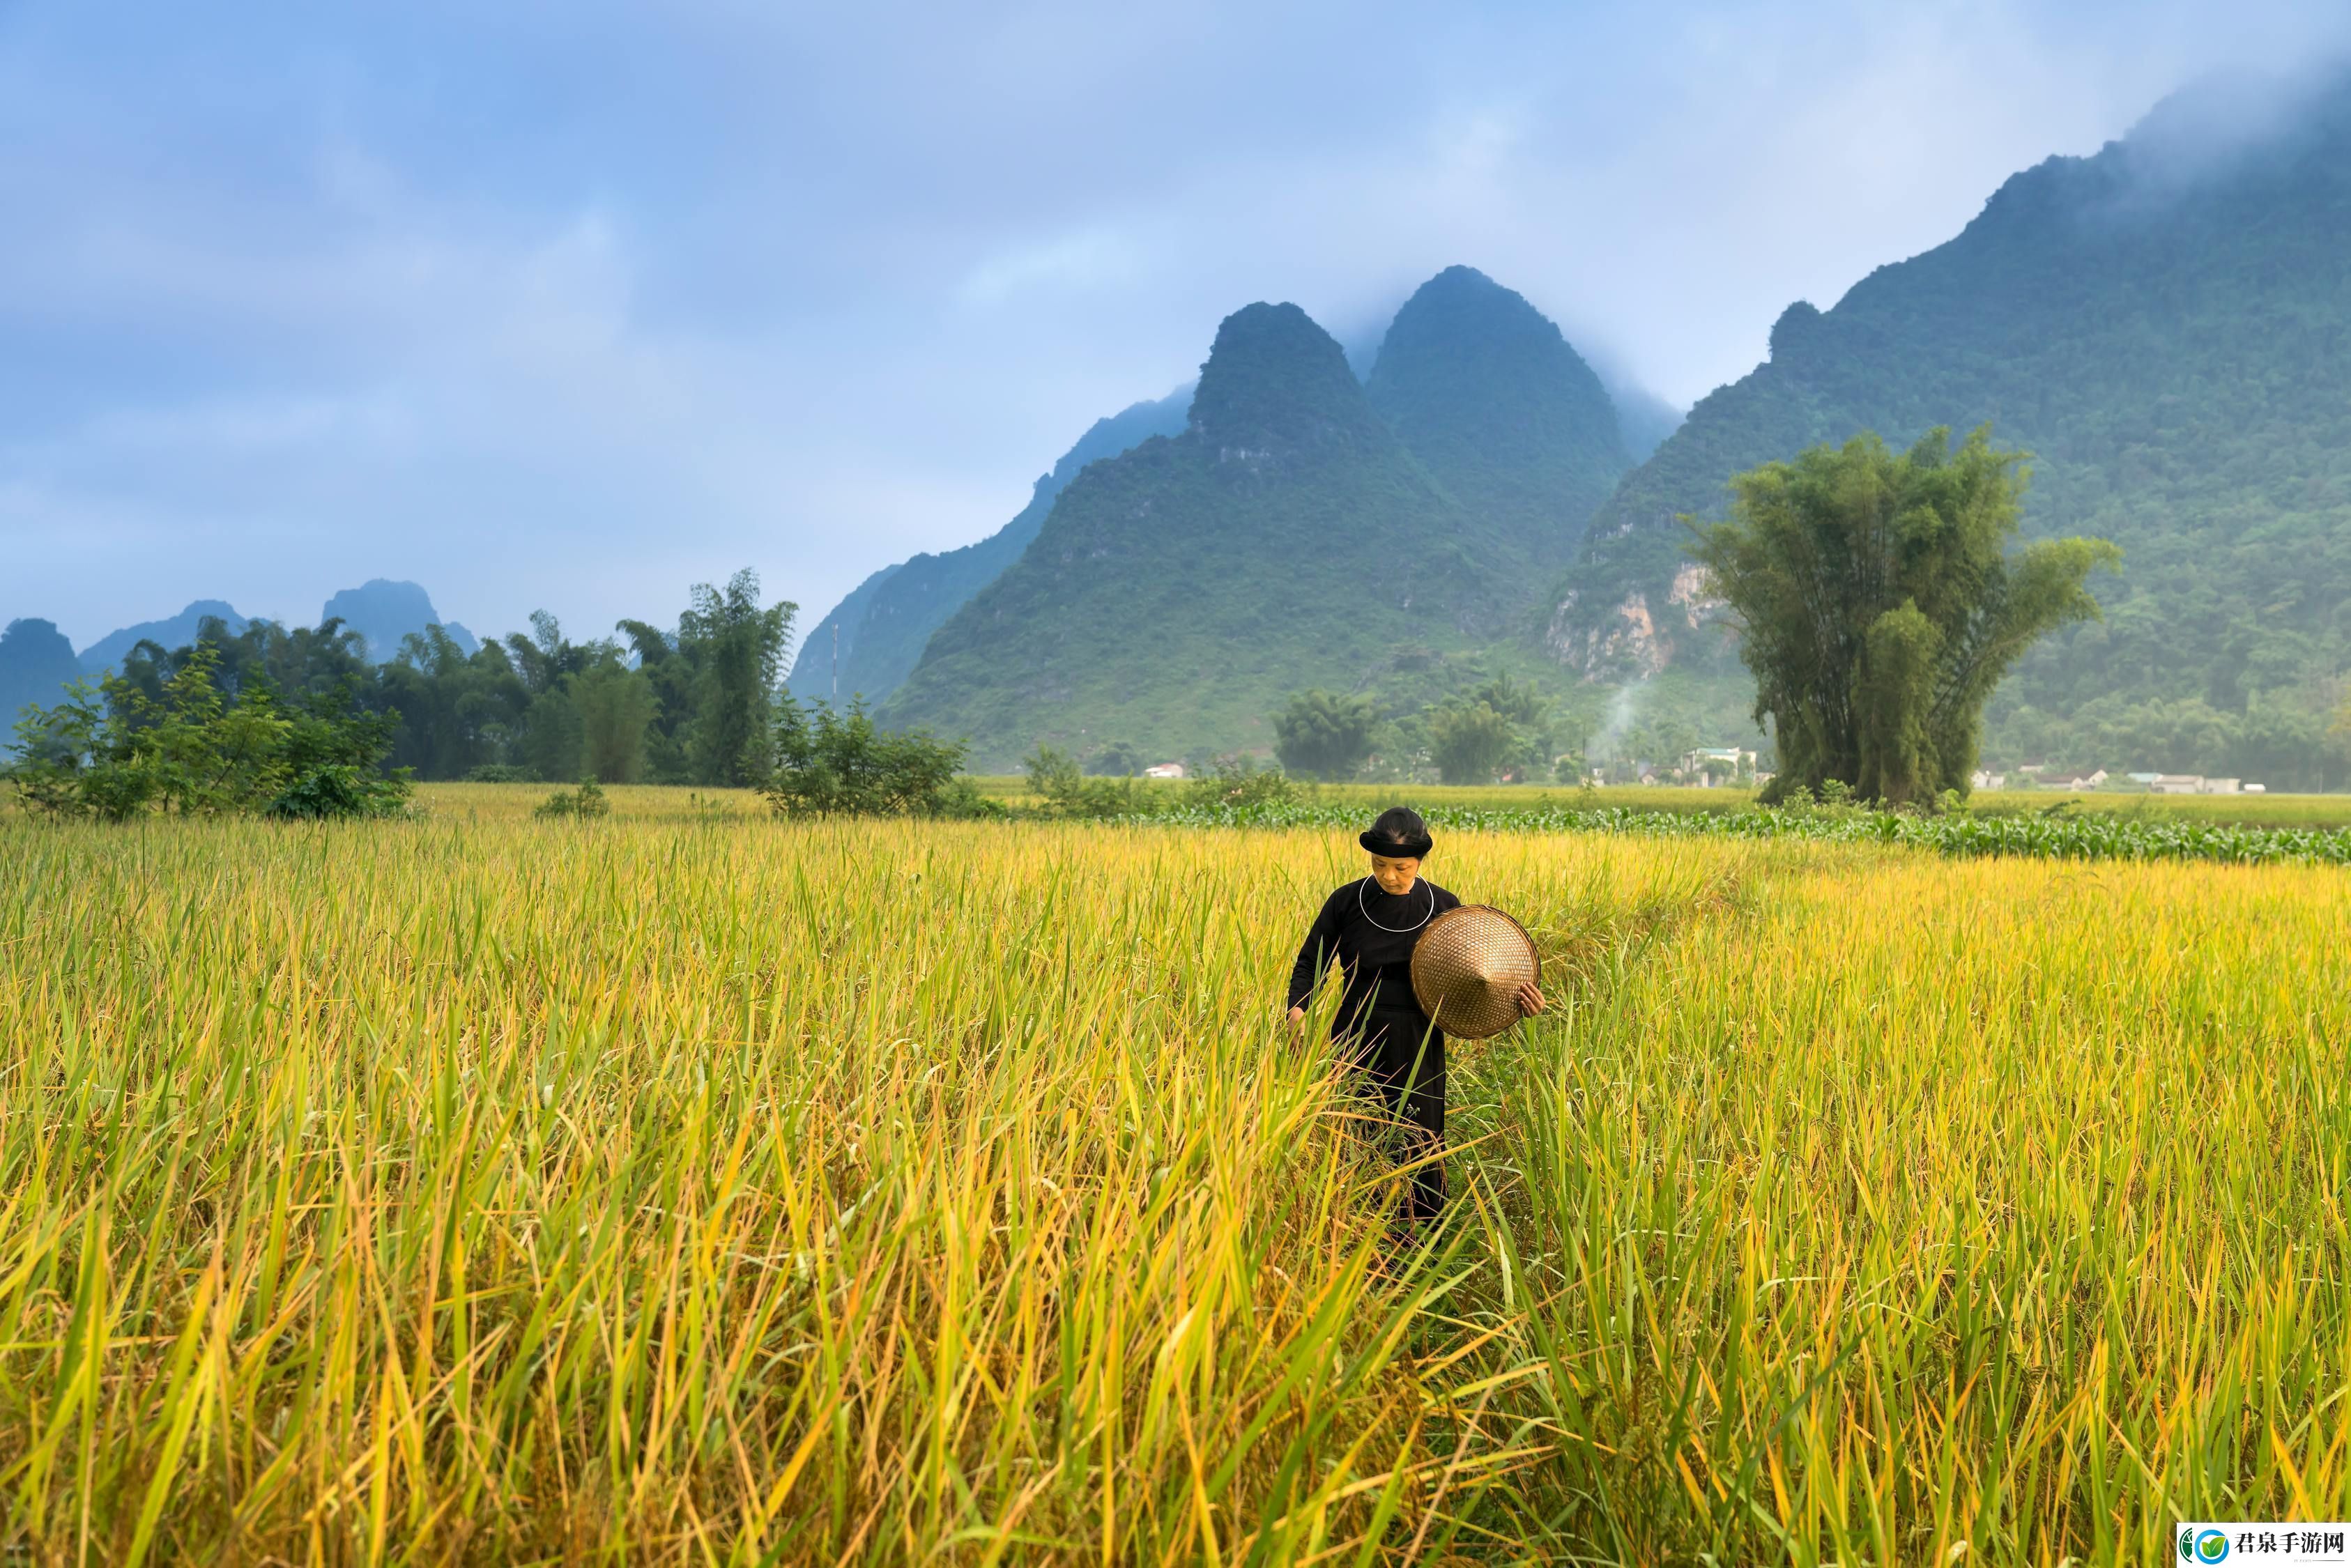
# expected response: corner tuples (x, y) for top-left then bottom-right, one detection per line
(5, 1), (2348, 651)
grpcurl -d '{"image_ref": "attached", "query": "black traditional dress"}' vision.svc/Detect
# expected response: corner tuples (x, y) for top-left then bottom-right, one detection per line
(1287, 877), (1461, 1219)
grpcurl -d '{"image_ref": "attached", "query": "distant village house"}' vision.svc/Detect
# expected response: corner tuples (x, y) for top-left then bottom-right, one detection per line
(1675, 746), (1756, 786)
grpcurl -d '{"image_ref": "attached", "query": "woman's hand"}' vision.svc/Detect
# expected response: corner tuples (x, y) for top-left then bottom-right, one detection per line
(1515, 981), (1545, 1017)
(1286, 1006), (1308, 1033)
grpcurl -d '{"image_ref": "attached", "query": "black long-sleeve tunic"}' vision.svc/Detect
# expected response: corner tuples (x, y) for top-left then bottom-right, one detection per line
(1286, 877), (1460, 1032)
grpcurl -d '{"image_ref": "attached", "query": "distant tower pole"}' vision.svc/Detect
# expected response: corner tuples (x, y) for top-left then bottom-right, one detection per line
(831, 622), (838, 703)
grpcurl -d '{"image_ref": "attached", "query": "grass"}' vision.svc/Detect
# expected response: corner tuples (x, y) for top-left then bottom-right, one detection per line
(1, 798), (2346, 1561)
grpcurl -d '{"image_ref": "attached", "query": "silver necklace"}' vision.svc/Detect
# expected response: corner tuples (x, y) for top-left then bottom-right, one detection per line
(1357, 877), (1434, 932)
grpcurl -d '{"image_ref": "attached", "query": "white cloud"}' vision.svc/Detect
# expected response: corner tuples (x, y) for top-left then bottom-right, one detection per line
(5, 0), (2351, 645)
(956, 226), (1146, 305)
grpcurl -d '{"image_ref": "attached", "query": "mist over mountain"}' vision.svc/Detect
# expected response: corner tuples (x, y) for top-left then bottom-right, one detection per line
(1605, 382), (1685, 462)
(321, 580), (479, 663)
(1551, 69), (2351, 782)
(79, 601), (250, 674)
(881, 278), (1626, 768)
(0, 619), (81, 723)
(786, 392), (1189, 706)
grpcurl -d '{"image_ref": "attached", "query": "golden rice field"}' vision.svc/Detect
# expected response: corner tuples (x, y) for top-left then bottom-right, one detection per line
(3, 783), (2348, 1563)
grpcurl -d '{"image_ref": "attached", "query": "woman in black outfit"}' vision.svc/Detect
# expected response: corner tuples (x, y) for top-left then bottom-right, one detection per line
(1285, 806), (1542, 1224)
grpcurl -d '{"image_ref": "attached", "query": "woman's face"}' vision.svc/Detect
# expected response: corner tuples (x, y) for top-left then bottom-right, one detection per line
(1369, 853), (1421, 896)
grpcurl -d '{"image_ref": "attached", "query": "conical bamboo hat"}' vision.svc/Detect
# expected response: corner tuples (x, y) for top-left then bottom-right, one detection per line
(1410, 905), (1539, 1040)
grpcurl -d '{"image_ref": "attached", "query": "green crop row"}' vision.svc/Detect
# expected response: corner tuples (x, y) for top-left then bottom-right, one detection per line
(1134, 798), (2351, 865)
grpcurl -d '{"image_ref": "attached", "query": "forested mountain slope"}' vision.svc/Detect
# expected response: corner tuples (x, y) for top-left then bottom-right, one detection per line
(1365, 266), (1630, 577)
(786, 392), (1188, 706)
(1551, 72), (2351, 783)
(881, 302), (1526, 767)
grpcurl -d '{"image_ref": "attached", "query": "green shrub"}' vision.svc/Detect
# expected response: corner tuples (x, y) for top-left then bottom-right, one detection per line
(1025, 746), (1147, 819)
(763, 697), (976, 817)
(8, 645), (410, 822)
(1186, 757), (1301, 809)
(535, 781), (611, 820)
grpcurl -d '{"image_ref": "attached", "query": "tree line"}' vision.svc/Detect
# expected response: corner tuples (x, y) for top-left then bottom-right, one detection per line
(8, 567), (1013, 822)
(72, 568), (799, 788)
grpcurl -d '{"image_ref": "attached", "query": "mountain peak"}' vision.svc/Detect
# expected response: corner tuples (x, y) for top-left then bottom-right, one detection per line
(1366, 264), (1630, 554)
(1370, 265), (1609, 389)
(321, 580), (477, 661)
(1187, 302), (1387, 458)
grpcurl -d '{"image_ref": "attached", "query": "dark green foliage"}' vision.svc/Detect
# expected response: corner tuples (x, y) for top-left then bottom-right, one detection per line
(1365, 266), (1630, 567)
(765, 697), (978, 817)
(533, 780), (611, 820)
(1693, 429), (2115, 804)
(1998, 685), (2349, 790)
(1184, 757), (1301, 810)
(464, 764), (533, 783)
(682, 571), (797, 788)
(574, 663), (657, 783)
(264, 762), (409, 820)
(379, 625), (528, 781)
(787, 393), (1190, 707)
(9, 643), (410, 821)
(1271, 690), (1379, 781)
(1559, 77), (2351, 780)
(1425, 700), (1517, 784)
(1086, 739), (1145, 777)
(1418, 674), (1556, 784)
(34, 568), (797, 790)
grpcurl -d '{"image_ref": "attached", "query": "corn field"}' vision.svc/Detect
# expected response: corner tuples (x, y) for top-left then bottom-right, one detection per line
(2, 786), (2345, 1562)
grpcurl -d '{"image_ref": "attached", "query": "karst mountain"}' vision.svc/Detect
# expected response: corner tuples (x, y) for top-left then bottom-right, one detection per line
(877, 274), (1634, 766)
(786, 391), (1190, 707)
(1551, 72), (2351, 771)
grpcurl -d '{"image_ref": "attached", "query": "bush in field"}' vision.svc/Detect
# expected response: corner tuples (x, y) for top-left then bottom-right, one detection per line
(765, 695), (985, 817)
(534, 780), (612, 819)
(8, 644), (410, 821)
(1025, 746), (1147, 819)
(1186, 756), (1301, 808)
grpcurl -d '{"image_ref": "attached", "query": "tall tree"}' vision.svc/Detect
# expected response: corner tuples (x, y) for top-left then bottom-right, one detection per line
(679, 570), (795, 787)
(574, 659), (657, 783)
(1690, 427), (2118, 805)
(382, 625), (527, 779)
(616, 618), (697, 782)
(1426, 700), (1516, 785)
(1271, 690), (1378, 781)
